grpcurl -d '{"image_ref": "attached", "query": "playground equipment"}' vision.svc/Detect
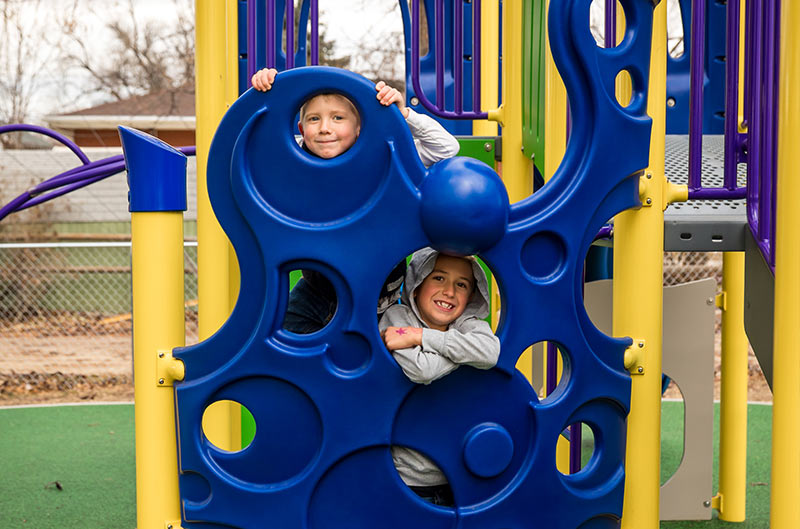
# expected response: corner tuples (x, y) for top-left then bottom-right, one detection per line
(1, 0), (798, 526)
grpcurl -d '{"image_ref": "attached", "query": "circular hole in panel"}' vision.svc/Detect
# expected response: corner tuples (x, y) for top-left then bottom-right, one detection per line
(556, 422), (597, 476)
(380, 250), (500, 363)
(390, 444), (455, 508)
(520, 232), (566, 283)
(247, 92), (372, 225)
(661, 377), (685, 485)
(667, 0), (686, 59)
(615, 70), (633, 107)
(590, 0), (627, 48)
(282, 268), (338, 335)
(202, 400), (256, 451)
(535, 341), (572, 403)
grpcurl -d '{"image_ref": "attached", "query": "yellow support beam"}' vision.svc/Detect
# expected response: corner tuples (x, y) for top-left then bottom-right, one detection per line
(195, 0), (240, 451)
(770, 1), (800, 525)
(132, 212), (185, 529)
(717, 251), (748, 522)
(616, 0), (666, 527)
(473, 0), (499, 138)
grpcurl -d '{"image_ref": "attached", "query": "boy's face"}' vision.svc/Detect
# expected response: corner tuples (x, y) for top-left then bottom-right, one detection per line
(414, 255), (474, 331)
(298, 94), (360, 159)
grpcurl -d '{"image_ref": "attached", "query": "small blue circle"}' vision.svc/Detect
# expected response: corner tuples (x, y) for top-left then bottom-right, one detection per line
(462, 423), (514, 478)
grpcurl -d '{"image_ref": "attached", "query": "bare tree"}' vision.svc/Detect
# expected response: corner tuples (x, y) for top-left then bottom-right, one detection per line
(0, 0), (79, 148)
(64, 0), (195, 104)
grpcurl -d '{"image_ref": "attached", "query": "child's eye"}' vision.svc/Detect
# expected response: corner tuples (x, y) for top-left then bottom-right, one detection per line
(307, 116), (319, 122)
(457, 282), (469, 290)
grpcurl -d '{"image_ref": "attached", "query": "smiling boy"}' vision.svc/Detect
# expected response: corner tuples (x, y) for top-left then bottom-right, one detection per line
(379, 247), (500, 505)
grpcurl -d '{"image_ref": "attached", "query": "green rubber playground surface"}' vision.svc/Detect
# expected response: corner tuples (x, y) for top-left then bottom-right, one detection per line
(0, 401), (771, 528)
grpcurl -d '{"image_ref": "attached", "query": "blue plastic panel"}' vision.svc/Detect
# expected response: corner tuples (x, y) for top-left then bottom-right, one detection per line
(171, 0), (655, 526)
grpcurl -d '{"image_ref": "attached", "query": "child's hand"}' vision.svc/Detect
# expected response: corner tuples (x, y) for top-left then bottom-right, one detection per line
(251, 68), (278, 92)
(382, 326), (423, 350)
(375, 81), (410, 118)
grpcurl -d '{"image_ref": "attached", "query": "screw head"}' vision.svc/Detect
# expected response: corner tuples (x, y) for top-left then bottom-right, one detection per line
(637, 366), (644, 373)
(646, 197), (652, 205)
(646, 173), (652, 179)
(483, 142), (492, 152)
(667, 97), (676, 107)
(638, 341), (644, 348)
(158, 352), (165, 358)
(410, 96), (420, 106)
(703, 500), (711, 508)
(707, 297), (714, 305)
(158, 378), (165, 385)
(168, 525), (174, 529)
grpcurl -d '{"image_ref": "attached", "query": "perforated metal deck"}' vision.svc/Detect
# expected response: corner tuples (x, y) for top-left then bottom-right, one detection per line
(664, 135), (747, 251)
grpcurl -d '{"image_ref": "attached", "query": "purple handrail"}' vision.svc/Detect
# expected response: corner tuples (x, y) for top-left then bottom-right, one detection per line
(247, 0), (258, 83)
(410, 0), (488, 120)
(0, 124), (195, 223)
(0, 124), (90, 165)
(267, 0), (276, 68)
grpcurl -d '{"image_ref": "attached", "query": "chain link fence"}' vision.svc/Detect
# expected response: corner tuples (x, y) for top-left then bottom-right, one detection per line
(0, 241), (198, 400)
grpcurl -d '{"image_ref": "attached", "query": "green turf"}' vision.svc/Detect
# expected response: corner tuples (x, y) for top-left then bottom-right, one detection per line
(0, 404), (135, 529)
(0, 401), (772, 528)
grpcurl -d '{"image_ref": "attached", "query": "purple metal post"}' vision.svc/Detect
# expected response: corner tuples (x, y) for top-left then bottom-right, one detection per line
(286, 0), (295, 69)
(310, 0), (319, 65)
(267, 0), (276, 68)
(435, 0), (445, 110)
(570, 423), (582, 474)
(688, 0), (706, 191)
(723, 0), (744, 190)
(763, 0), (780, 268)
(454, 0), (463, 113)
(473, 0), (482, 113)
(247, 0), (257, 83)
(745, 0), (762, 245)
(604, 0), (616, 48)
(546, 342), (558, 395)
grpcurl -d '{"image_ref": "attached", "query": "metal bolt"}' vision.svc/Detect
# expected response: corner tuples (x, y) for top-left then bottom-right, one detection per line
(637, 366), (644, 373)
(158, 378), (165, 385)
(646, 173), (652, 179)
(703, 500), (711, 508)
(158, 352), (165, 358)
(707, 297), (714, 305)
(638, 341), (644, 348)
(667, 97), (676, 107)
(646, 198), (652, 205)
(483, 142), (492, 152)
(168, 525), (174, 529)
(410, 96), (420, 106)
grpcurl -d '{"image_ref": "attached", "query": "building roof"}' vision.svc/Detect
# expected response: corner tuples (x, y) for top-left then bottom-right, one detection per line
(65, 87), (195, 117)
(45, 88), (196, 132)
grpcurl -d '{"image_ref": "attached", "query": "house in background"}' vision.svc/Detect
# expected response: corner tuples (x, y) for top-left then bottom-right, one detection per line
(45, 88), (195, 148)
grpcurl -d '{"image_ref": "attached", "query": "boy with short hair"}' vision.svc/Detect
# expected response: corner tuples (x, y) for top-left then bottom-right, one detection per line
(379, 247), (500, 505)
(250, 68), (461, 333)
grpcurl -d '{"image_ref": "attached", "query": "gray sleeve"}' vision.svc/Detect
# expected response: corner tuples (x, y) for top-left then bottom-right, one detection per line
(421, 318), (500, 370)
(379, 305), (458, 385)
(405, 108), (461, 167)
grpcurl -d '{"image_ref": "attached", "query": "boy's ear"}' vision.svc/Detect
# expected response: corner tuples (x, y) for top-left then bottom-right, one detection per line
(297, 121), (304, 135)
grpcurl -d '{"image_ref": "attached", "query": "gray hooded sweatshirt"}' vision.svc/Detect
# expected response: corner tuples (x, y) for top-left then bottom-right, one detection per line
(379, 247), (500, 486)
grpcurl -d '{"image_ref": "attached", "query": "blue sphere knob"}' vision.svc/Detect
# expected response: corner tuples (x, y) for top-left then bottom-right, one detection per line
(420, 157), (509, 255)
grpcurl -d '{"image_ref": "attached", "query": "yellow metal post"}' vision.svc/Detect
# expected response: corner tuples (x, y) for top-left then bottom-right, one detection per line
(132, 211), (185, 529)
(716, 251), (747, 521)
(770, 2), (800, 525)
(473, 0), (499, 138)
(195, 0), (241, 450)
(616, 0), (666, 527)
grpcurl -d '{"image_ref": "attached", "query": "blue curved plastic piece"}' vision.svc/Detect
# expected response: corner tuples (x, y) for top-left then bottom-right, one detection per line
(172, 0), (655, 526)
(119, 126), (187, 212)
(665, 0), (726, 134)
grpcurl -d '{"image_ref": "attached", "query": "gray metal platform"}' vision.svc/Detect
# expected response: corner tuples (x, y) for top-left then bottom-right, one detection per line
(664, 135), (747, 252)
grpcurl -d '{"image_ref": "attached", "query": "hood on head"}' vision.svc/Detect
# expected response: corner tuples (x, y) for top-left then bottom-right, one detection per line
(401, 247), (492, 326)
